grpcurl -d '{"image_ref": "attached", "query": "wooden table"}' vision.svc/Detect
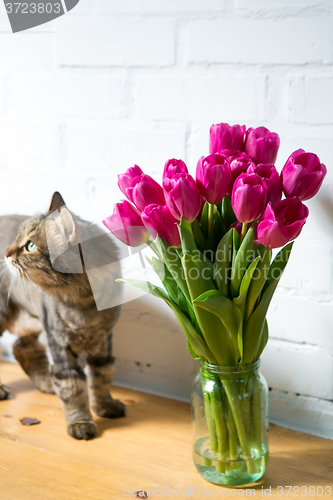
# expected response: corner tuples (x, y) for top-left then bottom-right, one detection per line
(0, 360), (332, 499)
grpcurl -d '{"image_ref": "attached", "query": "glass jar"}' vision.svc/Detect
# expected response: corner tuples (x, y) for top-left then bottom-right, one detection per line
(191, 360), (269, 486)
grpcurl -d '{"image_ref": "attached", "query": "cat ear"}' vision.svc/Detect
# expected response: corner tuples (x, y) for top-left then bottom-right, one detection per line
(59, 207), (76, 244)
(48, 192), (66, 214)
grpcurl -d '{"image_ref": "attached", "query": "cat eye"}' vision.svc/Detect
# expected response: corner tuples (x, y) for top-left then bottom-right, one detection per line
(25, 241), (37, 252)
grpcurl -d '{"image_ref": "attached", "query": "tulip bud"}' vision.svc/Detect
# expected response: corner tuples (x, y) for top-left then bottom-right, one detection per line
(281, 149), (327, 201)
(247, 163), (282, 206)
(103, 200), (150, 247)
(222, 150), (255, 196)
(245, 127), (280, 165)
(163, 158), (188, 179)
(196, 154), (231, 204)
(163, 173), (202, 223)
(257, 197), (309, 249)
(209, 123), (246, 154)
(128, 174), (165, 212)
(118, 165), (143, 202)
(231, 173), (267, 223)
(142, 204), (181, 247)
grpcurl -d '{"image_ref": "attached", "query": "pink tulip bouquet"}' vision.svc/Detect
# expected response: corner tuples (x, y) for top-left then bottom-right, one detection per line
(104, 123), (326, 484)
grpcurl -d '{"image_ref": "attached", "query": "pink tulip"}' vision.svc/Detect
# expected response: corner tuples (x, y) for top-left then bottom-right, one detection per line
(128, 174), (165, 212)
(163, 159), (188, 179)
(257, 197), (309, 249)
(103, 200), (150, 247)
(196, 154), (231, 204)
(118, 165), (143, 202)
(163, 173), (202, 222)
(209, 123), (246, 154)
(247, 163), (282, 206)
(142, 204), (181, 247)
(232, 173), (267, 223)
(281, 149), (327, 201)
(245, 127), (280, 165)
(222, 150), (255, 196)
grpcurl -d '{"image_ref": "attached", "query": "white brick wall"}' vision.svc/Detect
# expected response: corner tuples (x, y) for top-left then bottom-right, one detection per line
(0, 0), (332, 436)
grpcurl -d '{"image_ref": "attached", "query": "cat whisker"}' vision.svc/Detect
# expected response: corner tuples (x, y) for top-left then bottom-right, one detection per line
(23, 270), (46, 297)
(16, 268), (29, 302)
(7, 272), (17, 306)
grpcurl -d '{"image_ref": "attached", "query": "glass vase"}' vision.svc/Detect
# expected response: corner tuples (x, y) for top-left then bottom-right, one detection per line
(191, 360), (269, 486)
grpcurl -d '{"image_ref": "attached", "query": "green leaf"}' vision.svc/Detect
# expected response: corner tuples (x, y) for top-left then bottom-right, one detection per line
(151, 257), (178, 304)
(179, 217), (197, 254)
(221, 195), (237, 230)
(182, 254), (234, 365)
(215, 229), (233, 296)
(156, 236), (190, 302)
(116, 278), (168, 301)
(116, 278), (216, 364)
(191, 218), (206, 251)
(255, 319), (268, 361)
(146, 240), (162, 260)
(230, 225), (255, 299)
(187, 339), (199, 359)
(193, 289), (242, 364)
(200, 202), (209, 239)
(243, 248), (291, 365)
(245, 246), (272, 322)
(262, 241), (294, 294)
(242, 242), (294, 363)
(204, 205), (225, 254)
(233, 255), (261, 318)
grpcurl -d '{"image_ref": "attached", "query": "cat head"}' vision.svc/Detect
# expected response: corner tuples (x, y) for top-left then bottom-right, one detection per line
(4, 192), (84, 290)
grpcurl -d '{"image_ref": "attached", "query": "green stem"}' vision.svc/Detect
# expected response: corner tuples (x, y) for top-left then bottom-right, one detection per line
(208, 203), (214, 235)
(222, 378), (256, 475)
(240, 222), (248, 244)
(210, 379), (228, 472)
(202, 389), (218, 454)
(251, 375), (263, 455)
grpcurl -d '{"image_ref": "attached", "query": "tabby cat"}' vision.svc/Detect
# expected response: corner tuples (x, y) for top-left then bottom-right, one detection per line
(0, 192), (125, 440)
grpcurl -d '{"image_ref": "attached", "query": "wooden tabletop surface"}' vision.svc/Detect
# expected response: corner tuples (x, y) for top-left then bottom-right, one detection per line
(0, 359), (332, 500)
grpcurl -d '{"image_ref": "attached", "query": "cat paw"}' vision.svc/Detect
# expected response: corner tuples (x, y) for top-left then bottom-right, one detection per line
(35, 378), (56, 395)
(94, 399), (126, 419)
(67, 421), (97, 440)
(0, 384), (10, 401)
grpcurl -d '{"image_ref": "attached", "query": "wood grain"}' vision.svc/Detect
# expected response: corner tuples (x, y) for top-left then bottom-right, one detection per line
(0, 360), (332, 499)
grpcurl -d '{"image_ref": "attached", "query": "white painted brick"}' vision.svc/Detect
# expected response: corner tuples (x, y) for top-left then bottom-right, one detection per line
(184, 75), (266, 122)
(0, 117), (62, 169)
(269, 390), (333, 440)
(275, 233), (332, 294)
(66, 0), (91, 15)
(135, 77), (185, 121)
(236, 0), (333, 10)
(0, 32), (53, 66)
(267, 295), (333, 349)
(285, 76), (306, 124)
(0, 169), (89, 216)
(261, 339), (333, 400)
(67, 121), (187, 175)
(187, 18), (333, 65)
(93, 0), (226, 14)
(6, 70), (127, 119)
(56, 17), (175, 67)
(306, 77), (333, 124)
